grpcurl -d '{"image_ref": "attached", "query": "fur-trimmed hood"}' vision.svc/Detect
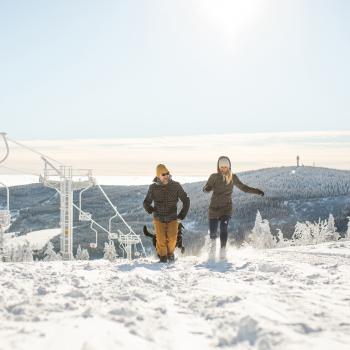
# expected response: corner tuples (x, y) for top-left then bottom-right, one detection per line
(217, 156), (231, 172)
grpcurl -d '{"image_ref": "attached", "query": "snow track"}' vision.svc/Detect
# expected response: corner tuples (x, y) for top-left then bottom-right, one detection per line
(1, 241), (350, 350)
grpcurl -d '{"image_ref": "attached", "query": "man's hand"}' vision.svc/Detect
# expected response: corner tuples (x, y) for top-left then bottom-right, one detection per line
(177, 213), (185, 221)
(146, 206), (155, 214)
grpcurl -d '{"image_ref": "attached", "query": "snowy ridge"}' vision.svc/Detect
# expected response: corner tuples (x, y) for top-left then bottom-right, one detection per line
(1, 241), (349, 350)
(4, 228), (60, 250)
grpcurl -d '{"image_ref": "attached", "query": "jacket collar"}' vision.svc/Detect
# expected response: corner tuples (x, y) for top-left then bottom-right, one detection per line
(153, 175), (173, 186)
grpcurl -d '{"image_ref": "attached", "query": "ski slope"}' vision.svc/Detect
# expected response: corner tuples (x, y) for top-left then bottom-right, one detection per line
(4, 228), (60, 250)
(0, 241), (349, 350)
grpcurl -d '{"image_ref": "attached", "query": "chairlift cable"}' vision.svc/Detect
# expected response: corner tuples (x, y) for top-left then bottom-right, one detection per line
(7, 137), (64, 166)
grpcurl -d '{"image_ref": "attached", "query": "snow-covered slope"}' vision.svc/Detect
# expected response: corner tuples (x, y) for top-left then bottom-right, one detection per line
(1, 241), (349, 350)
(4, 228), (60, 250)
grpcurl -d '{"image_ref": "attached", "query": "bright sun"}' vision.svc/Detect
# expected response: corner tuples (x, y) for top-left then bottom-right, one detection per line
(196, 0), (264, 43)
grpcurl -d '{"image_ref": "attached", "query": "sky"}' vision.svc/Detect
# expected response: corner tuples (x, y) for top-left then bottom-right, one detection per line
(1, 0), (350, 139)
(1, 131), (350, 177)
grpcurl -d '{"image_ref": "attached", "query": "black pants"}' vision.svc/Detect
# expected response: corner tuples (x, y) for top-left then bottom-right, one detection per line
(209, 215), (231, 248)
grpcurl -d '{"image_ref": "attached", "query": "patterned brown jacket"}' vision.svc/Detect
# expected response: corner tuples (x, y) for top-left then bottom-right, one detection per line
(143, 177), (190, 223)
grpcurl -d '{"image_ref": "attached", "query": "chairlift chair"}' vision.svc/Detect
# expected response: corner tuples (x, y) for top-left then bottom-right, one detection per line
(0, 133), (9, 164)
(78, 186), (92, 221)
(79, 211), (92, 221)
(89, 222), (98, 249)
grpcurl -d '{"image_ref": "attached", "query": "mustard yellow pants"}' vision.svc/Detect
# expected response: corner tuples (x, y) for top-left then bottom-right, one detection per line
(153, 219), (178, 257)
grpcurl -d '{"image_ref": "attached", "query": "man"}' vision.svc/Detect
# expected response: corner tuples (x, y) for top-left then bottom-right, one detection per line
(143, 164), (190, 262)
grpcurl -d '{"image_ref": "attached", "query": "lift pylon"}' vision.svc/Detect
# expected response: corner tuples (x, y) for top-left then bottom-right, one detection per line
(40, 158), (95, 260)
(1, 132), (146, 261)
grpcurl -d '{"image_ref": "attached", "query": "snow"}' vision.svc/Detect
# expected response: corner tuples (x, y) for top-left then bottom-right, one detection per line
(1, 241), (350, 350)
(4, 228), (60, 250)
(0, 175), (39, 186)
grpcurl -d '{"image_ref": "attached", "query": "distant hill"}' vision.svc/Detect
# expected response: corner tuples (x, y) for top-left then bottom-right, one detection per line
(1, 166), (350, 257)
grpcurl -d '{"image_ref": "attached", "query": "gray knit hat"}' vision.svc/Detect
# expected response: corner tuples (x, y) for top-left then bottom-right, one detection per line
(217, 156), (231, 170)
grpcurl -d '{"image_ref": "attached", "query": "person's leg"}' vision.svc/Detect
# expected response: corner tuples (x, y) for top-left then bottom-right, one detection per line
(153, 219), (167, 261)
(209, 218), (219, 239)
(219, 216), (230, 248)
(208, 218), (219, 259)
(166, 220), (179, 259)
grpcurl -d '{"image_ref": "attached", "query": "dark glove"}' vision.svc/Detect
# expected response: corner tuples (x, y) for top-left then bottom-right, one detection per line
(256, 189), (264, 197)
(177, 213), (185, 221)
(146, 206), (155, 214)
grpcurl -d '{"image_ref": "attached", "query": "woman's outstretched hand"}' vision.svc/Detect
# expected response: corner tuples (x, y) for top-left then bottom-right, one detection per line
(256, 189), (265, 197)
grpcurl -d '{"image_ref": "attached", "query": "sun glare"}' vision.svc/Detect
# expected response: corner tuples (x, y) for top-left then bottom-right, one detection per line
(196, 0), (264, 43)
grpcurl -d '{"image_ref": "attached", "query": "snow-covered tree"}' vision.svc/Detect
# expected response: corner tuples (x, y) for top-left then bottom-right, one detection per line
(103, 240), (117, 261)
(254, 210), (263, 233)
(292, 222), (311, 245)
(3, 245), (15, 262)
(13, 244), (25, 262)
(345, 217), (350, 240)
(76, 245), (90, 260)
(292, 219), (329, 245)
(0, 249), (7, 262)
(43, 241), (59, 261)
(76, 244), (82, 260)
(247, 211), (277, 249)
(327, 214), (336, 233)
(313, 219), (329, 244)
(81, 249), (89, 260)
(276, 229), (287, 247)
(55, 252), (63, 261)
(326, 214), (339, 241)
(8, 245), (15, 262)
(22, 240), (34, 262)
(4, 242), (34, 262)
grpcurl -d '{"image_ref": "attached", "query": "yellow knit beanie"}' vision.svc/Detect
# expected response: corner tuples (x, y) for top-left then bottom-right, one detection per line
(156, 164), (169, 177)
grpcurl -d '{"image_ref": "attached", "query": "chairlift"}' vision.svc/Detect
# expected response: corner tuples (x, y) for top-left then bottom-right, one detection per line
(0, 133), (9, 164)
(117, 229), (144, 259)
(89, 222), (98, 249)
(79, 186), (92, 221)
(79, 211), (92, 221)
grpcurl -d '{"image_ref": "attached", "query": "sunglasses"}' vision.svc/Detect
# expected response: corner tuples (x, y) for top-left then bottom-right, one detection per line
(161, 172), (170, 177)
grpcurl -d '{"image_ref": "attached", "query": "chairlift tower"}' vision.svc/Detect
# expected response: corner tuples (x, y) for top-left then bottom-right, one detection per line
(1, 132), (146, 261)
(40, 158), (95, 260)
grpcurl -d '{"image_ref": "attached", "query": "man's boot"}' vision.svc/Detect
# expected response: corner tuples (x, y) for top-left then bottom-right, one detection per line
(167, 254), (175, 263)
(158, 256), (167, 263)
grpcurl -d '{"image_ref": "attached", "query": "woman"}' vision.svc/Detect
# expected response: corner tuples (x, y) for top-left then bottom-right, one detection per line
(203, 156), (264, 260)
